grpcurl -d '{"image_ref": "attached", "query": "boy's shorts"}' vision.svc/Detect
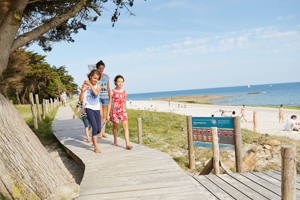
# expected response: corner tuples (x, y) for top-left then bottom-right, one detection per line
(99, 98), (109, 106)
(82, 115), (92, 128)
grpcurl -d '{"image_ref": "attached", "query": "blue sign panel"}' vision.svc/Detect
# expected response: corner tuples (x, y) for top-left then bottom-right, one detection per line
(193, 142), (234, 151)
(192, 117), (233, 129)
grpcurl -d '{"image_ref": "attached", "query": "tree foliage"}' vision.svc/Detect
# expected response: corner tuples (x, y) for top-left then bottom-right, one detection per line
(0, 50), (78, 104)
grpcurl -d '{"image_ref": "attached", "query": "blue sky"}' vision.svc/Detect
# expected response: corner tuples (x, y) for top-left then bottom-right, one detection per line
(29, 0), (300, 94)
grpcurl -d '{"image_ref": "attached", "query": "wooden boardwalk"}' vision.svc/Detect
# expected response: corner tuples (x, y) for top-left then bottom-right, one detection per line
(52, 104), (212, 199)
(194, 171), (300, 199)
(52, 104), (300, 199)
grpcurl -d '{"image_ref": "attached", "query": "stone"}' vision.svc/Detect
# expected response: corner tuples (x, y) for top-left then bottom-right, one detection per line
(266, 140), (281, 146)
(265, 149), (270, 154)
(242, 152), (258, 172)
(251, 145), (263, 153)
(264, 144), (272, 150)
(46, 183), (80, 200)
(196, 161), (201, 165)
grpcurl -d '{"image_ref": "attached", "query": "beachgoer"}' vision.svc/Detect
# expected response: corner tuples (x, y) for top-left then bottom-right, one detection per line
(73, 100), (92, 142)
(107, 75), (133, 150)
(130, 99), (132, 107)
(231, 111), (236, 117)
(279, 104), (284, 123)
(178, 104), (180, 108)
(79, 70), (102, 153)
(211, 114), (215, 117)
(168, 100), (170, 107)
(61, 92), (67, 107)
(284, 115), (299, 131)
(221, 110), (228, 117)
(240, 105), (246, 121)
(96, 60), (109, 138)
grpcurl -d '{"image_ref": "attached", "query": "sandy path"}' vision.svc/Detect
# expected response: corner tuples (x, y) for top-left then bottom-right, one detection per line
(127, 100), (300, 140)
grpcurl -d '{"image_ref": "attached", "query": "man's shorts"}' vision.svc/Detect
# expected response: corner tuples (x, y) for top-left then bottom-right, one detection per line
(99, 98), (109, 106)
(82, 115), (92, 128)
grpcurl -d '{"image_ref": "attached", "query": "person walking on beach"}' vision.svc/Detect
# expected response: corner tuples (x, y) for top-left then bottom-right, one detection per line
(240, 105), (246, 121)
(130, 99), (132, 107)
(168, 100), (170, 107)
(279, 104), (284, 123)
(79, 70), (102, 153)
(107, 75), (133, 150)
(73, 100), (92, 142)
(96, 60), (109, 138)
(284, 115), (299, 131)
(61, 92), (67, 107)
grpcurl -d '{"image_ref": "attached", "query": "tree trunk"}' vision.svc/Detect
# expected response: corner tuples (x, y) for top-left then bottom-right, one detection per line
(16, 91), (21, 105)
(0, 94), (76, 199)
(0, 0), (28, 75)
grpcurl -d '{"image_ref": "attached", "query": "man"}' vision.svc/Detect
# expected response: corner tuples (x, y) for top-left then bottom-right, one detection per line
(61, 92), (67, 107)
(284, 115), (299, 131)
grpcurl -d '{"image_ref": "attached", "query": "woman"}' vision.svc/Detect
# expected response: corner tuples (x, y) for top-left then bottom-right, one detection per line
(96, 60), (110, 138)
(279, 104), (284, 123)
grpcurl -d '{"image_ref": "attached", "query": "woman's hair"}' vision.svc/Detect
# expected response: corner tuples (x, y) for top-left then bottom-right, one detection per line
(280, 104), (283, 107)
(232, 111), (235, 114)
(114, 75), (124, 82)
(243, 105), (245, 107)
(87, 70), (101, 81)
(96, 60), (105, 69)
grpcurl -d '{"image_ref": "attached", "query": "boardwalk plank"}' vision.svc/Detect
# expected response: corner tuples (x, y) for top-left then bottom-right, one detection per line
(229, 173), (281, 200)
(205, 174), (251, 200)
(262, 171), (300, 190)
(193, 175), (234, 200)
(240, 173), (281, 196)
(217, 174), (268, 200)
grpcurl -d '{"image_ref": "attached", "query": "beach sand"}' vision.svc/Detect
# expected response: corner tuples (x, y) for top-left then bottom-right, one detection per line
(127, 100), (300, 140)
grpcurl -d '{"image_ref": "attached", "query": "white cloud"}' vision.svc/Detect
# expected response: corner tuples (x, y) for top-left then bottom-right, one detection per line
(162, 45), (169, 48)
(146, 46), (155, 52)
(287, 15), (294, 19)
(172, 42), (182, 47)
(258, 30), (297, 39)
(276, 16), (284, 20)
(183, 40), (194, 45)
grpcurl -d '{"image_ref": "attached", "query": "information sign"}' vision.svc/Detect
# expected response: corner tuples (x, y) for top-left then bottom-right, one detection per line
(192, 117), (235, 145)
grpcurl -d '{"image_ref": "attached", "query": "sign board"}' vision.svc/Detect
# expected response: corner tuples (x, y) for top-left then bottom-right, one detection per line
(192, 117), (235, 145)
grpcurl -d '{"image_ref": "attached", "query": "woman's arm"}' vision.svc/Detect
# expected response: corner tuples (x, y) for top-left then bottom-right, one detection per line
(107, 80), (111, 99)
(106, 91), (113, 120)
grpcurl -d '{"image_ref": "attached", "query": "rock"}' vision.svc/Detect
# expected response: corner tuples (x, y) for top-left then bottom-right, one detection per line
(196, 161), (201, 165)
(264, 144), (272, 150)
(242, 152), (258, 172)
(266, 140), (281, 146)
(46, 183), (80, 200)
(265, 149), (270, 154)
(251, 145), (263, 153)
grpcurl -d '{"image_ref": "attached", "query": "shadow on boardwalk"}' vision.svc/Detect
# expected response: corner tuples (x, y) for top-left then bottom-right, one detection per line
(52, 104), (212, 200)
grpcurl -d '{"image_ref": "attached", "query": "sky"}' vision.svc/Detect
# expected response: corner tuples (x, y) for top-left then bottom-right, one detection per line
(28, 0), (300, 94)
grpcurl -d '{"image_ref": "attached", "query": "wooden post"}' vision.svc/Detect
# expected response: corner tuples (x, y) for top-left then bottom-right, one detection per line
(281, 145), (296, 200)
(29, 93), (38, 129)
(35, 94), (42, 121)
(253, 111), (257, 133)
(211, 127), (220, 174)
(46, 100), (49, 114)
(50, 98), (53, 110)
(187, 115), (195, 170)
(42, 99), (46, 119)
(137, 118), (142, 145)
(233, 116), (243, 173)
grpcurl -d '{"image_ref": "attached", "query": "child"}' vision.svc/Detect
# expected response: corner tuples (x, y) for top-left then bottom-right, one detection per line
(73, 100), (92, 142)
(107, 75), (133, 150)
(79, 70), (102, 153)
(231, 111), (236, 117)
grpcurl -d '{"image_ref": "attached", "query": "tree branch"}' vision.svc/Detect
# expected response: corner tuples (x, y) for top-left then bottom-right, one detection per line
(28, 0), (46, 4)
(10, 1), (85, 53)
(85, 4), (102, 16)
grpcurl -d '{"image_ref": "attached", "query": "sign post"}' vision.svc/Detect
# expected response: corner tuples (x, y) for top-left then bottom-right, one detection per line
(187, 116), (242, 174)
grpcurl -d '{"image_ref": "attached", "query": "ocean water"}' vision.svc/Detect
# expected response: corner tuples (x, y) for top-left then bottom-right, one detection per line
(127, 82), (300, 107)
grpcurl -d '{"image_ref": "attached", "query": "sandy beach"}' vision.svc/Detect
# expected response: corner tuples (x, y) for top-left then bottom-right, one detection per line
(127, 100), (300, 140)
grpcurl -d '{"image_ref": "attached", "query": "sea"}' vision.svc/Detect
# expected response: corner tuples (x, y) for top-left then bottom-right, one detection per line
(127, 82), (300, 107)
